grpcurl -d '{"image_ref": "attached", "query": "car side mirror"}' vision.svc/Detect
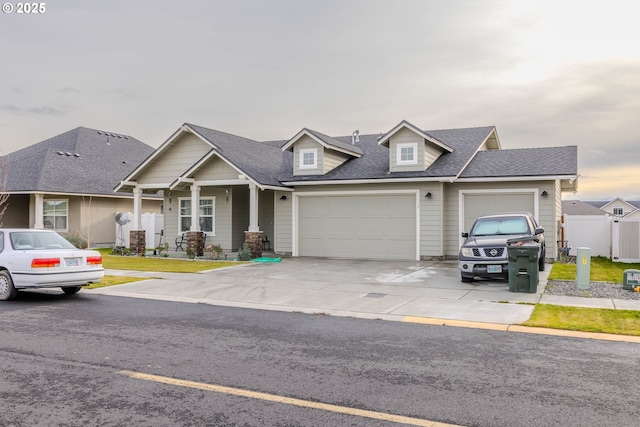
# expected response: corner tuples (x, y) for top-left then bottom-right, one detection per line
(534, 227), (544, 235)
(461, 232), (469, 238)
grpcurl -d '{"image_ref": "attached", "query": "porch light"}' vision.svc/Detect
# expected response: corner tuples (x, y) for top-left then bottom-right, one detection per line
(280, 195), (287, 201)
(425, 192), (432, 198)
(541, 190), (549, 197)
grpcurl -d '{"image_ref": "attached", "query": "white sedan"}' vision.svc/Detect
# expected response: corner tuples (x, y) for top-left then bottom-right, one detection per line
(0, 229), (104, 301)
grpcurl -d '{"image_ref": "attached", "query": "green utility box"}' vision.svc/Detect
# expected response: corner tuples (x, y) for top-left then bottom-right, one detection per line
(507, 236), (540, 293)
(623, 269), (640, 291)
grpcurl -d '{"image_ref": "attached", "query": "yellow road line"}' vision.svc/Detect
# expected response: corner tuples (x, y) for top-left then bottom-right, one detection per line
(117, 370), (463, 427)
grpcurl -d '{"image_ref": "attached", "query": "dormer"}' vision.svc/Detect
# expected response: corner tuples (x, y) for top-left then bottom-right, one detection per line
(282, 128), (363, 176)
(377, 120), (454, 172)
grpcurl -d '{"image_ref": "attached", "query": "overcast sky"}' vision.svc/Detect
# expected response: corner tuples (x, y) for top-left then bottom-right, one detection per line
(1, 0), (638, 200)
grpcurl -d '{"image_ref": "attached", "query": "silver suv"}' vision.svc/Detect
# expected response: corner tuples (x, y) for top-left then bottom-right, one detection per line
(458, 213), (545, 282)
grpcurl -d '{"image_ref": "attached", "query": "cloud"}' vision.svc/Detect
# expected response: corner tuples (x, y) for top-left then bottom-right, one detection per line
(0, 104), (71, 116)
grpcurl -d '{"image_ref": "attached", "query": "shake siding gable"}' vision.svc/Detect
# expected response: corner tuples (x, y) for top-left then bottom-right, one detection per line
(192, 156), (238, 181)
(293, 137), (323, 176)
(136, 133), (211, 184)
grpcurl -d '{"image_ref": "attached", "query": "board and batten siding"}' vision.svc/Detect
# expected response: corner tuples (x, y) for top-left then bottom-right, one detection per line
(136, 133), (211, 184)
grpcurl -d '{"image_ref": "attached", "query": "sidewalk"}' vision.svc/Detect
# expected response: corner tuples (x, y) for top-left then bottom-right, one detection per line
(85, 258), (640, 329)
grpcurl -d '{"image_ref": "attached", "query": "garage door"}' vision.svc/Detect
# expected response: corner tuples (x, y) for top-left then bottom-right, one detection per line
(297, 194), (417, 260)
(463, 192), (535, 232)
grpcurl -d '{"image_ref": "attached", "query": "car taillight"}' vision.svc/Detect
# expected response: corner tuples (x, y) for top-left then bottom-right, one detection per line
(86, 256), (102, 265)
(32, 258), (61, 268)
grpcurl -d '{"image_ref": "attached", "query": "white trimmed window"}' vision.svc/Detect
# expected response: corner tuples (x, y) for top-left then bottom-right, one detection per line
(397, 143), (417, 164)
(299, 148), (317, 169)
(43, 199), (68, 231)
(179, 197), (215, 233)
(613, 207), (624, 216)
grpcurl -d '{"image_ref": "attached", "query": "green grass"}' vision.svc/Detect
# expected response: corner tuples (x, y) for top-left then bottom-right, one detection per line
(548, 256), (640, 283)
(523, 304), (640, 336)
(86, 275), (147, 289)
(96, 248), (246, 273)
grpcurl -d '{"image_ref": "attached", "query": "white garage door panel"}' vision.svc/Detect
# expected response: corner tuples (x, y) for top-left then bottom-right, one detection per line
(298, 194), (416, 260)
(464, 193), (535, 232)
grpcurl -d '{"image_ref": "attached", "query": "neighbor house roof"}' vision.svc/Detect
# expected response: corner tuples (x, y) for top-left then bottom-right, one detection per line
(562, 200), (607, 216)
(3, 127), (156, 197)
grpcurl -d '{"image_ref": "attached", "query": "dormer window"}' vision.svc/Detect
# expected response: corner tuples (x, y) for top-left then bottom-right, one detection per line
(397, 143), (417, 165)
(299, 148), (317, 169)
(613, 207), (624, 216)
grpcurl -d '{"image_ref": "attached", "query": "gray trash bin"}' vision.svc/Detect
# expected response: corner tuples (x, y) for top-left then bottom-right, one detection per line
(507, 236), (540, 293)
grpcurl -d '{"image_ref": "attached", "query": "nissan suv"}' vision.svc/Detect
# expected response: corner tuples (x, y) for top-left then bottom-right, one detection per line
(458, 213), (545, 282)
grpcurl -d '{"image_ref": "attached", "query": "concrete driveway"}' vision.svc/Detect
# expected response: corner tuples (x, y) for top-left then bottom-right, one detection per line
(90, 258), (548, 325)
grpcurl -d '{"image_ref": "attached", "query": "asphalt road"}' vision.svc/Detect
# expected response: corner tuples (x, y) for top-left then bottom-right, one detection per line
(1, 291), (639, 427)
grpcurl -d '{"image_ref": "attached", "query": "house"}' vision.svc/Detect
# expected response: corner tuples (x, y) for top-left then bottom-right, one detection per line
(586, 197), (640, 219)
(1, 127), (162, 246)
(116, 120), (578, 260)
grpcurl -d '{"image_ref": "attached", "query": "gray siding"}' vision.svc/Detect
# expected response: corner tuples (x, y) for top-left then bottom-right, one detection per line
(193, 156), (239, 180)
(274, 191), (293, 254)
(137, 133), (211, 184)
(388, 128), (425, 172)
(231, 186), (249, 251)
(323, 150), (350, 174)
(293, 136), (323, 176)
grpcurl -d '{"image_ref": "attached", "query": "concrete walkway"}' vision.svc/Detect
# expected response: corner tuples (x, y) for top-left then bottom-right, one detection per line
(85, 258), (640, 330)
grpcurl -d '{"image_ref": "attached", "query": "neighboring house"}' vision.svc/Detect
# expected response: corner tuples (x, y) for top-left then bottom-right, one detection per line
(116, 120), (578, 261)
(586, 197), (640, 219)
(1, 127), (162, 246)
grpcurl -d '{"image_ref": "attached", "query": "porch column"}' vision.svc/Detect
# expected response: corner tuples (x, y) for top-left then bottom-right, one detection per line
(132, 187), (143, 230)
(248, 183), (259, 232)
(34, 193), (44, 229)
(190, 185), (200, 231)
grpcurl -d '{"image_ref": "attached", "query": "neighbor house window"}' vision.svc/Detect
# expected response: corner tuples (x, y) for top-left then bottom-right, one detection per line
(179, 198), (215, 233)
(299, 148), (317, 169)
(397, 143), (417, 164)
(613, 207), (624, 216)
(43, 199), (68, 231)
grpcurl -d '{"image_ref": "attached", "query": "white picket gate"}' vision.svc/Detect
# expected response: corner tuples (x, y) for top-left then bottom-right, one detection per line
(611, 218), (640, 263)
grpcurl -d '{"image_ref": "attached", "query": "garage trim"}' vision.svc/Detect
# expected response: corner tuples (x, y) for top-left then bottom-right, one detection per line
(293, 190), (421, 260)
(458, 188), (540, 245)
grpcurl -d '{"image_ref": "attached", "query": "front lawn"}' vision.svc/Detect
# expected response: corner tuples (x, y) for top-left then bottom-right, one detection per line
(523, 304), (640, 336)
(96, 248), (246, 273)
(548, 256), (640, 283)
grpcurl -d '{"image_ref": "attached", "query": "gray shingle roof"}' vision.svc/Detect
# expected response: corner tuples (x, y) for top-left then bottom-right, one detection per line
(562, 200), (606, 215)
(186, 123), (286, 187)
(3, 127), (155, 196)
(459, 146), (577, 178)
(277, 126), (497, 182)
(303, 128), (364, 156)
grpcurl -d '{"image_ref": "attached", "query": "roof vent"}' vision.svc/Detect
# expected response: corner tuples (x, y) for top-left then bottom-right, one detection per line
(65, 152), (72, 156)
(74, 153), (81, 157)
(352, 130), (360, 144)
(57, 151), (64, 155)
(97, 131), (102, 135)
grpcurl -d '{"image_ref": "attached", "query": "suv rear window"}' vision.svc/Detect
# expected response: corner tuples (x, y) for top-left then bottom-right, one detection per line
(471, 217), (529, 236)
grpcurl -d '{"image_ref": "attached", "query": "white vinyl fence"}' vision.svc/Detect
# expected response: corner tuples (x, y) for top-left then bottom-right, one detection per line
(116, 213), (164, 249)
(612, 218), (640, 263)
(562, 214), (611, 257)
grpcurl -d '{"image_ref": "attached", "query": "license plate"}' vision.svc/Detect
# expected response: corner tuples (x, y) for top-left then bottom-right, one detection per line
(487, 265), (502, 273)
(65, 258), (81, 267)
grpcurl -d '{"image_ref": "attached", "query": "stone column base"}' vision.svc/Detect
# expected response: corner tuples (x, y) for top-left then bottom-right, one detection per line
(186, 231), (205, 257)
(244, 231), (263, 258)
(129, 230), (146, 255)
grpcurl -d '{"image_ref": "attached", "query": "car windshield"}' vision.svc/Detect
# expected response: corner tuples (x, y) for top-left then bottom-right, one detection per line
(10, 231), (77, 250)
(471, 217), (529, 236)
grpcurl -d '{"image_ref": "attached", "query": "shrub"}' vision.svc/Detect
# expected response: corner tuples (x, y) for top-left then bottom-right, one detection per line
(237, 243), (251, 261)
(66, 235), (88, 249)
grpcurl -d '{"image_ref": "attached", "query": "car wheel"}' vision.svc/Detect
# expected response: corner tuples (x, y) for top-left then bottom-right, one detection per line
(538, 246), (546, 271)
(0, 271), (18, 301)
(62, 286), (82, 295)
(461, 273), (474, 283)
